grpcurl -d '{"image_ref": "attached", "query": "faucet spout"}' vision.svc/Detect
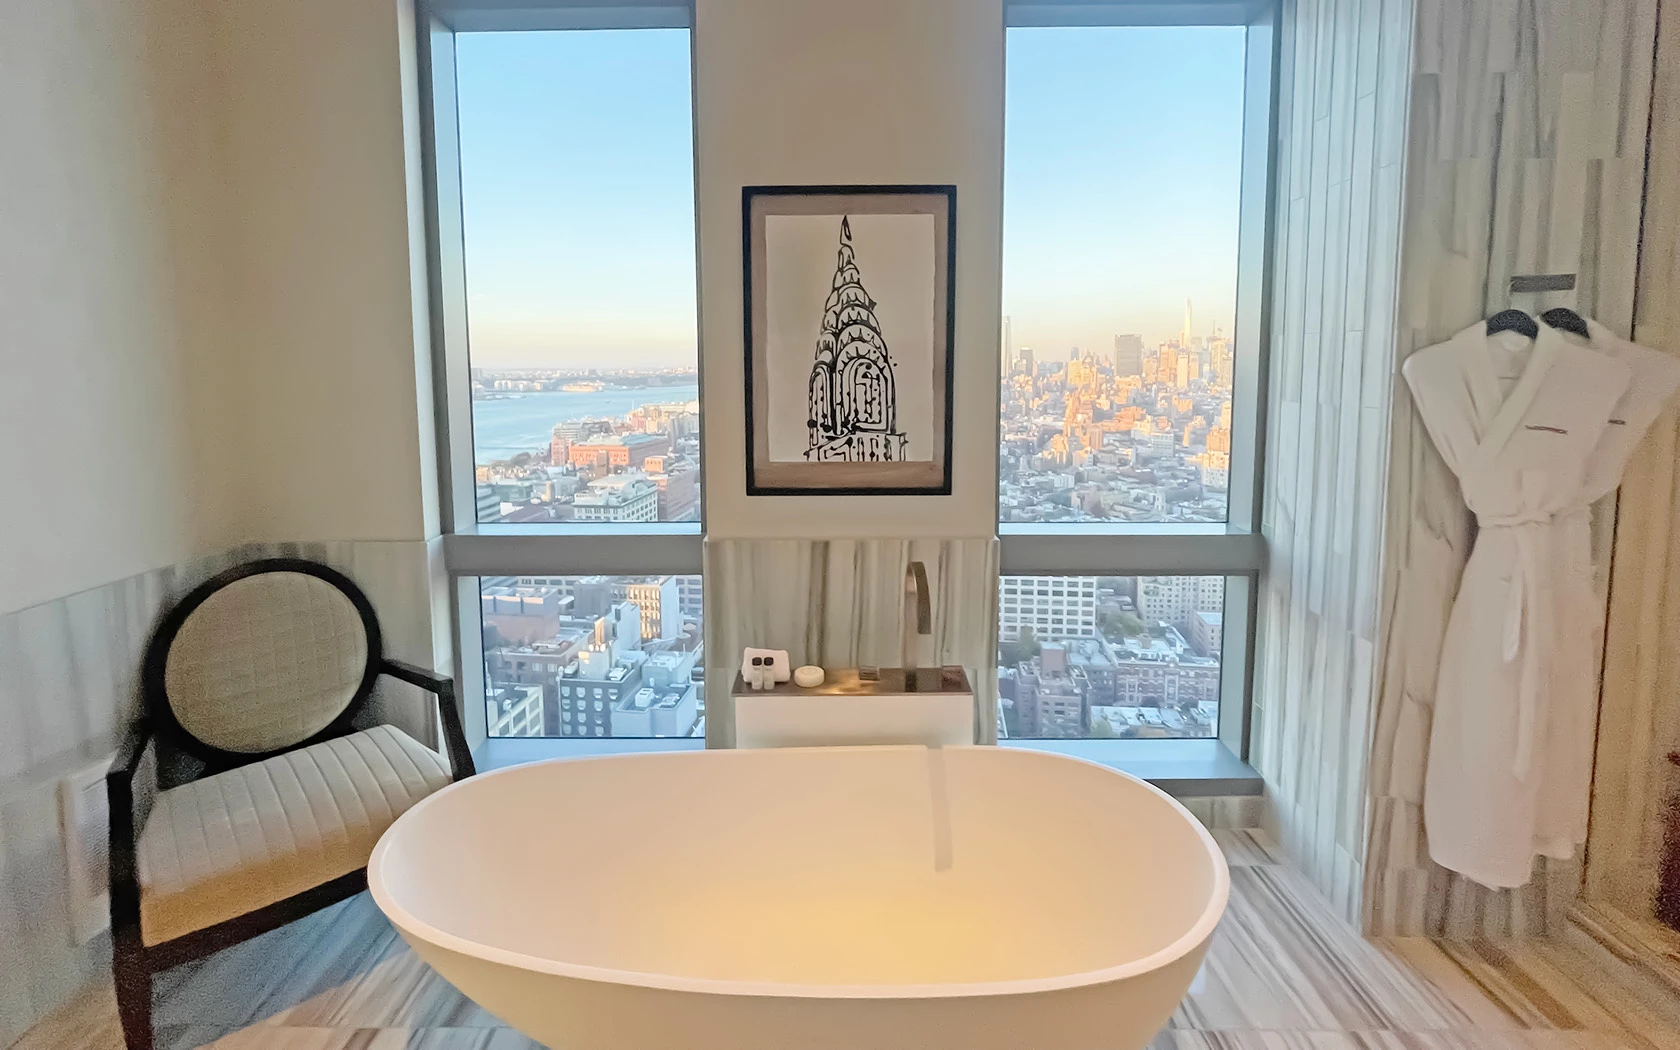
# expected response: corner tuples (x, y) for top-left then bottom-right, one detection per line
(903, 561), (932, 676)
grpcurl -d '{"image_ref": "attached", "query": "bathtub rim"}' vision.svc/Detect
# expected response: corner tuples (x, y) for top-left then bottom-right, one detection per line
(368, 743), (1230, 1001)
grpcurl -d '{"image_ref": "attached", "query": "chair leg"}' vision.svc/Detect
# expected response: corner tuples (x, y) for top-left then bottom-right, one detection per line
(113, 950), (153, 1050)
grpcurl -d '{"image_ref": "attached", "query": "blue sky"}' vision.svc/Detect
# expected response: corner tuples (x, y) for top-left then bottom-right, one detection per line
(456, 25), (1245, 369)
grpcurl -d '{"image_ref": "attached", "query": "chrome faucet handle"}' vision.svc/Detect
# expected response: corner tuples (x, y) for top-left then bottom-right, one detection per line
(905, 561), (932, 634)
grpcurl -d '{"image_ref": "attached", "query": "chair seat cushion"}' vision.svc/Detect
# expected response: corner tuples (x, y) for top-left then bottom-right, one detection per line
(137, 725), (452, 945)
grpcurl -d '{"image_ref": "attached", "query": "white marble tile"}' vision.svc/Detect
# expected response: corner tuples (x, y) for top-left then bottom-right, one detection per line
(1365, 0), (1659, 937)
(1253, 0), (1410, 929)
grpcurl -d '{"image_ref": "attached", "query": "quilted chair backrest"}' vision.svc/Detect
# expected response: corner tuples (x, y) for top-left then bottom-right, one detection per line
(149, 561), (382, 759)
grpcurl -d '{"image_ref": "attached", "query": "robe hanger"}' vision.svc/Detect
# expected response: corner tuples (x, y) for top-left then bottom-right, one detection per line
(1486, 309), (1538, 339)
(1540, 307), (1590, 338)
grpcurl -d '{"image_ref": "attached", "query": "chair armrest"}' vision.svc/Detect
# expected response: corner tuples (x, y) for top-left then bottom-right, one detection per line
(107, 720), (155, 945)
(380, 659), (476, 779)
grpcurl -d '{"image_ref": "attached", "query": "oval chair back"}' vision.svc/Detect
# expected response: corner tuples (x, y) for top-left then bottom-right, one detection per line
(141, 558), (384, 766)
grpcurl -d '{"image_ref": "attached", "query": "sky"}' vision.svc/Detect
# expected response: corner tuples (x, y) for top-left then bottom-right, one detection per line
(456, 25), (1246, 370)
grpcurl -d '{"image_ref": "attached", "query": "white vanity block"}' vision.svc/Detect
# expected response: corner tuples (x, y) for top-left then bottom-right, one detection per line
(732, 667), (974, 749)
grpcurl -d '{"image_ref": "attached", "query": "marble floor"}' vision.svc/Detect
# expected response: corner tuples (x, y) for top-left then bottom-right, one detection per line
(14, 830), (1680, 1049)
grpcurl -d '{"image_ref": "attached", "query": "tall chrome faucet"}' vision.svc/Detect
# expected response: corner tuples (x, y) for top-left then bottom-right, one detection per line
(903, 560), (932, 677)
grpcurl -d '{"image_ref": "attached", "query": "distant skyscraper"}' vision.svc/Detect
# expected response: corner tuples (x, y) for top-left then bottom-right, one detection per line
(1021, 345), (1035, 377)
(1211, 338), (1234, 389)
(1003, 316), (1014, 372)
(1182, 298), (1193, 347)
(1157, 345), (1179, 387)
(1113, 334), (1143, 376)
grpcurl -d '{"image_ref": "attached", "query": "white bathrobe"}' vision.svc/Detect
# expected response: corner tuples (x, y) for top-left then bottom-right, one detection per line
(1404, 322), (1631, 889)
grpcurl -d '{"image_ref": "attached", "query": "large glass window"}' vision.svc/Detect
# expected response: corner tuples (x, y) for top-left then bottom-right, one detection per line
(1001, 25), (1245, 525)
(481, 575), (703, 739)
(457, 29), (699, 525)
(427, 5), (1272, 761)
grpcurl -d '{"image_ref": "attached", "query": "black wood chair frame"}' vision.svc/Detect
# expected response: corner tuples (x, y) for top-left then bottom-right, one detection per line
(106, 558), (476, 1050)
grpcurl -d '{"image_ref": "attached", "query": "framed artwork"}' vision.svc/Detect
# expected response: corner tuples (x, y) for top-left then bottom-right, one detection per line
(742, 184), (956, 495)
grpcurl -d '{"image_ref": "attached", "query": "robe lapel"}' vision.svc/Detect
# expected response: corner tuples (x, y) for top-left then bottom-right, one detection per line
(1463, 325), (1561, 486)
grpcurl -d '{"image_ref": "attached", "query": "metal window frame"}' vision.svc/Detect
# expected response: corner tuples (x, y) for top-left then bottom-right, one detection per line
(417, 0), (1278, 760)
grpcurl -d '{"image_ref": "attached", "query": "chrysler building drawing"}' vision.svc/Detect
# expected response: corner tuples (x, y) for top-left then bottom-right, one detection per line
(805, 216), (909, 462)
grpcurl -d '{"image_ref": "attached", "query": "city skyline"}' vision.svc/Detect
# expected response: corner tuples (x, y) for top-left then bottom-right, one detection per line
(455, 25), (1246, 369)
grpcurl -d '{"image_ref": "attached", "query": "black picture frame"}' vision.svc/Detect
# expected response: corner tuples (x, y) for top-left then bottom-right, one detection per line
(742, 184), (957, 496)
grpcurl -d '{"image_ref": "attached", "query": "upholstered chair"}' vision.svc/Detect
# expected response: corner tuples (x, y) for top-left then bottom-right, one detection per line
(106, 558), (475, 1050)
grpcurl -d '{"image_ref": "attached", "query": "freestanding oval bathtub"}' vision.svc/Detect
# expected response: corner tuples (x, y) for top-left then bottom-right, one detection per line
(369, 745), (1227, 1050)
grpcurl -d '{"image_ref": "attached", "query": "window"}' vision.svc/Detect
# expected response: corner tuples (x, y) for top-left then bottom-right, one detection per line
(997, 4), (1274, 757)
(427, 3), (1271, 761)
(422, 5), (705, 750)
(457, 28), (698, 526)
(1002, 23), (1244, 524)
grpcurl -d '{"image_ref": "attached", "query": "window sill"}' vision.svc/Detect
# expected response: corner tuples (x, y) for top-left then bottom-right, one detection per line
(474, 737), (1260, 799)
(999, 738), (1260, 796)
(998, 522), (1251, 537)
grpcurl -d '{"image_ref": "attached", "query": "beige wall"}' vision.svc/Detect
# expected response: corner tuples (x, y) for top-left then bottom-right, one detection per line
(0, 0), (228, 617)
(211, 0), (439, 545)
(693, 0), (1003, 538)
(0, 0), (443, 1039)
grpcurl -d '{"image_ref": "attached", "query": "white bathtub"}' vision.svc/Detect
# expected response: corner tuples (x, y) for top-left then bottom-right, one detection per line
(369, 745), (1227, 1050)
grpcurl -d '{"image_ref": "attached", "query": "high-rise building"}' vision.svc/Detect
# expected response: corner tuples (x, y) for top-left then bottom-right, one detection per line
(612, 682), (700, 738)
(480, 585), (568, 645)
(1210, 337), (1233, 390)
(998, 576), (1098, 639)
(485, 684), (546, 737)
(572, 474), (659, 522)
(676, 576), (703, 621)
(1137, 576), (1224, 631)
(1113, 333), (1143, 376)
(1015, 658), (1084, 738)
(1020, 345), (1035, 377)
(1157, 345), (1179, 387)
(1190, 610), (1224, 657)
(1182, 298), (1193, 347)
(625, 576), (680, 640)
(1003, 315), (1014, 371)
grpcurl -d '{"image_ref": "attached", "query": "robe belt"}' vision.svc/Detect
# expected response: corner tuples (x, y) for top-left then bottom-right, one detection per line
(1477, 508), (1560, 779)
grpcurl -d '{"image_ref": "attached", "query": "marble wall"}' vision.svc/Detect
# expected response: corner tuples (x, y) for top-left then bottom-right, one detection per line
(1586, 4), (1680, 921)
(1363, 0), (1658, 937)
(1250, 0), (1414, 926)
(0, 542), (446, 1045)
(702, 538), (1000, 749)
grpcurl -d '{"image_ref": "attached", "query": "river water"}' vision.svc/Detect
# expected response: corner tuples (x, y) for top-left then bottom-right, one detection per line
(471, 385), (700, 464)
